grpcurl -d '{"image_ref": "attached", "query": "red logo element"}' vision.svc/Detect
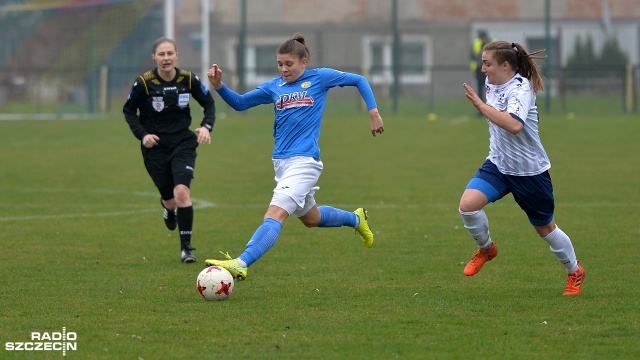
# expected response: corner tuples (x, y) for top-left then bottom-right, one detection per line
(275, 91), (314, 109)
(206, 266), (223, 273)
(197, 280), (207, 298)
(276, 98), (314, 109)
(216, 281), (232, 296)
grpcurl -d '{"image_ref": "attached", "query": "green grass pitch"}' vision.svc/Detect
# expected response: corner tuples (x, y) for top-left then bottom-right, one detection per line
(1, 101), (639, 359)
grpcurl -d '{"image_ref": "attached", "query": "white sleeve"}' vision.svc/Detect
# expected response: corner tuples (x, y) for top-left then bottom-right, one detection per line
(507, 83), (533, 122)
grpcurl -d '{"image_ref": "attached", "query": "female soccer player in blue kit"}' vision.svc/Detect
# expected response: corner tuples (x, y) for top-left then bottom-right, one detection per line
(460, 40), (584, 295)
(204, 33), (384, 280)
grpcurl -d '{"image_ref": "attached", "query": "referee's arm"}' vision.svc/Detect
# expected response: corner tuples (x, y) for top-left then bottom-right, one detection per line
(123, 80), (149, 140)
(192, 75), (216, 132)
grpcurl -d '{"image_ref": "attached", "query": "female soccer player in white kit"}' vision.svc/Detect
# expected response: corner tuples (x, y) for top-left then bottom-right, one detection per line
(204, 33), (384, 280)
(460, 40), (585, 295)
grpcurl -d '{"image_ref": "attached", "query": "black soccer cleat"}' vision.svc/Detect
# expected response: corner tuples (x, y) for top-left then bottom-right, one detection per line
(181, 245), (196, 263)
(163, 207), (177, 231)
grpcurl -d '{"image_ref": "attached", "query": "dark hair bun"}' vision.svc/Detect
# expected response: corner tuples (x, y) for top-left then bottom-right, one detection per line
(293, 32), (305, 45)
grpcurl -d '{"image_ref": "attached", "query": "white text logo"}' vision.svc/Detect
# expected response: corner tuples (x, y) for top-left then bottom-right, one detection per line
(5, 327), (77, 356)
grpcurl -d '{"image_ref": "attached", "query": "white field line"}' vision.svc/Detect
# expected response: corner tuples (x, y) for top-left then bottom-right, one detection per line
(0, 188), (638, 222)
(0, 113), (108, 121)
(0, 189), (215, 222)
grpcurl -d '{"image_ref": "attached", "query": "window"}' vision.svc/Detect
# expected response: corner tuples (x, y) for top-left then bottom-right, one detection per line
(402, 42), (426, 75)
(254, 45), (279, 78)
(363, 35), (432, 84)
(370, 42), (385, 76)
(230, 38), (281, 86)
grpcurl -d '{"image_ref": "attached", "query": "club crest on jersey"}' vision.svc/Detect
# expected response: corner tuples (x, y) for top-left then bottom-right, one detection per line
(152, 97), (164, 112)
(301, 81), (311, 88)
(276, 91), (314, 110)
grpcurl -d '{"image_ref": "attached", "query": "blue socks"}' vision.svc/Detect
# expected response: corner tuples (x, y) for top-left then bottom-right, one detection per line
(237, 207), (357, 267)
(238, 218), (282, 267)
(317, 206), (357, 228)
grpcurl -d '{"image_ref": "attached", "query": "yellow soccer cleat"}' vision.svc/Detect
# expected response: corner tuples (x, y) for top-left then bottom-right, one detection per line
(353, 208), (374, 248)
(204, 251), (248, 281)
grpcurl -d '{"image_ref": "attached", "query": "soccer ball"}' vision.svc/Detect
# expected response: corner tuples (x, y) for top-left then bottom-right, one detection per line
(196, 266), (234, 301)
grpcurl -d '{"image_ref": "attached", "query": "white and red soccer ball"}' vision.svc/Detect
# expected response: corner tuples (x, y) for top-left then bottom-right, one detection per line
(196, 266), (234, 301)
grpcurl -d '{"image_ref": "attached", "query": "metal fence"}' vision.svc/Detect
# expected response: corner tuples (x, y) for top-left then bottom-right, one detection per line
(1, 63), (635, 117)
(0, 0), (638, 117)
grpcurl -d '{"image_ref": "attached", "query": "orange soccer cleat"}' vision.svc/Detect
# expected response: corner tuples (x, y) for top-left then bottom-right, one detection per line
(563, 261), (585, 296)
(463, 242), (498, 276)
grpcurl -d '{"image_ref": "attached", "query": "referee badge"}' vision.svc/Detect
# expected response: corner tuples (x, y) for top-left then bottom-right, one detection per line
(178, 93), (190, 108)
(152, 97), (164, 112)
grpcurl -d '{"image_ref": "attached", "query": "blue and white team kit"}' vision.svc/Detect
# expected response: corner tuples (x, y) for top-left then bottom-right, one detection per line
(468, 74), (555, 225)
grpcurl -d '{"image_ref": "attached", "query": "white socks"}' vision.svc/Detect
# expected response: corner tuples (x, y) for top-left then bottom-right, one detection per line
(542, 226), (579, 273)
(459, 209), (492, 249)
(460, 209), (579, 273)
(236, 258), (248, 268)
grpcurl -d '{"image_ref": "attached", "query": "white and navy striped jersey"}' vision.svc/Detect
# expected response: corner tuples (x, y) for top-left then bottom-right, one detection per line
(484, 74), (550, 176)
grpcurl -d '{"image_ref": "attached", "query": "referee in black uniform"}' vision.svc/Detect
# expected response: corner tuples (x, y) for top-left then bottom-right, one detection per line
(123, 37), (216, 263)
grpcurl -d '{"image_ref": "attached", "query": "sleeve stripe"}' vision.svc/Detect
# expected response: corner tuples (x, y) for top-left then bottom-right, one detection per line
(139, 76), (149, 95)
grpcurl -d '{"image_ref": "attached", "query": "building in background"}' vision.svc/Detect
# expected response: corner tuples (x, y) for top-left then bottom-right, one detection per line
(0, 0), (638, 115)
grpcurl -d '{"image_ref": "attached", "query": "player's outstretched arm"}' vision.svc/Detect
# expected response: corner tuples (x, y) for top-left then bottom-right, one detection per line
(463, 82), (523, 134)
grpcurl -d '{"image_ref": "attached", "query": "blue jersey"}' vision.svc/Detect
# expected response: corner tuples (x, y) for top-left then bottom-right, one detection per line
(216, 68), (377, 160)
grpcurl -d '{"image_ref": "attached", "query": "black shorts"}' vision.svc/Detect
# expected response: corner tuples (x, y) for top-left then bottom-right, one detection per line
(142, 132), (198, 200)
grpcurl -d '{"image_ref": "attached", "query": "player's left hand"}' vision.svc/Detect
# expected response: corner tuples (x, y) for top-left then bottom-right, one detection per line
(194, 127), (211, 144)
(368, 108), (384, 137)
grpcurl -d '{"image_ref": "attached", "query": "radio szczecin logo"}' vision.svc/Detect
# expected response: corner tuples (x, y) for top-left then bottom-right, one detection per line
(5, 327), (77, 356)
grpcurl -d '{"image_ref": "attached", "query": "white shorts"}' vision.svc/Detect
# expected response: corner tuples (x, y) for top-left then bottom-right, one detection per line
(270, 156), (323, 217)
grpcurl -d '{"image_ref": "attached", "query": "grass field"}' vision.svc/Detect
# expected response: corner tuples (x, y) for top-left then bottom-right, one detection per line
(1, 100), (639, 359)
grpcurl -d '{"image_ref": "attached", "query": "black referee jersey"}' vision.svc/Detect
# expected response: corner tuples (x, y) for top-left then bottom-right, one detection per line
(123, 67), (216, 140)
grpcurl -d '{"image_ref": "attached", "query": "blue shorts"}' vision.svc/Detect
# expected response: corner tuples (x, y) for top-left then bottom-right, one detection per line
(466, 159), (555, 226)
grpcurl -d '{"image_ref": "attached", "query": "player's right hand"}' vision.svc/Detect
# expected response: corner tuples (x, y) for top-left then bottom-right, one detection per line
(207, 64), (223, 90)
(142, 134), (160, 148)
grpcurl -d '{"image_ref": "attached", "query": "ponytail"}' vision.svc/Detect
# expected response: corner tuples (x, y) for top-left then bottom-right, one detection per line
(484, 41), (546, 93)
